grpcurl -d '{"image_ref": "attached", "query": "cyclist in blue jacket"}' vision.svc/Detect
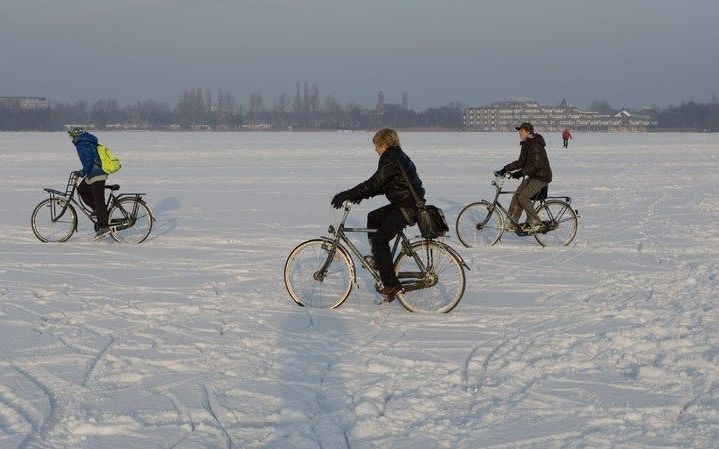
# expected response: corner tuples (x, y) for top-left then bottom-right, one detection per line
(67, 127), (110, 238)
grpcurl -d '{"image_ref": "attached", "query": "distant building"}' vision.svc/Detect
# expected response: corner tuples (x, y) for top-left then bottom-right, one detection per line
(375, 90), (404, 116)
(463, 100), (655, 132)
(376, 90), (385, 115)
(0, 96), (49, 110)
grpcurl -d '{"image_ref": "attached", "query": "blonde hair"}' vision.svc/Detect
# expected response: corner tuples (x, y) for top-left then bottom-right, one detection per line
(372, 128), (400, 149)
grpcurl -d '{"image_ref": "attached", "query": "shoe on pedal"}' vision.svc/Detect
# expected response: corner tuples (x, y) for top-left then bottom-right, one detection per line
(523, 222), (543, 234)
(379, 285), (403, 302)
(93, 226), (111, 240)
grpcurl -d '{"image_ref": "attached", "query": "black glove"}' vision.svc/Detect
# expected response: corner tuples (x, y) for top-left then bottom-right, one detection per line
(494, 169), (506, 177)
(71, 170), (84, 178)
(331, 191), (351, 209)
(510, 171), (524, 179)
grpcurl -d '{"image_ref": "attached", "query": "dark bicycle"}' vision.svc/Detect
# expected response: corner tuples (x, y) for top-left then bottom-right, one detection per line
(31, 171), (154, 243)
(284, 202), (469, 313)
(456, 173), (579, 247)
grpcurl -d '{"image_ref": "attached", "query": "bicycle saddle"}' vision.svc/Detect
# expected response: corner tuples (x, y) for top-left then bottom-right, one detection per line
(105, 184), (120, 191)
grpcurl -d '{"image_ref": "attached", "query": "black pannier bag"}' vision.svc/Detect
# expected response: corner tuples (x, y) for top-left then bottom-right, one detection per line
(395, 156), (449, 239)
(416, 205), (449, 239)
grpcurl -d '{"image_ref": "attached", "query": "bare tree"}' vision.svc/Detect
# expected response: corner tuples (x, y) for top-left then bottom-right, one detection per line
(294, 82), (301, 113)
(217, 88), (235, 116)
(249, 92), (265, 118)
(310, 83), (320, 112)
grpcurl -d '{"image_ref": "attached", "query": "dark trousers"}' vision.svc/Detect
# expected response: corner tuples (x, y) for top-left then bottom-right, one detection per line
(77, 179), (108, 228)
(508, 178), (547, 226)
(367, 204), (412, 289)
(563, 139), (569, 148)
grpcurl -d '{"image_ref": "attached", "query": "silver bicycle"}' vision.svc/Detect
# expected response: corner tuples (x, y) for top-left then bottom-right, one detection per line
(284, 202), (469, 313)
(456, 173), (579, 247)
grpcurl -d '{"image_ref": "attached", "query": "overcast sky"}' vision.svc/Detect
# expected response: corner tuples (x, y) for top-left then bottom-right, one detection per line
(1, 0), (717, 110)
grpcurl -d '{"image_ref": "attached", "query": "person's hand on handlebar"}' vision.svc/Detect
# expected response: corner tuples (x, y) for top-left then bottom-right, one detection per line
(494, 169), (510, 178)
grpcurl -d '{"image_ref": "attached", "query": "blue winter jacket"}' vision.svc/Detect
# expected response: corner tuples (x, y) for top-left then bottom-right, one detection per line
(72, 132), (104, 178)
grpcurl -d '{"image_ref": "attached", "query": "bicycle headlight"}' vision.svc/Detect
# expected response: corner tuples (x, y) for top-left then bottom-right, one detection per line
(328, 225), (335, 235)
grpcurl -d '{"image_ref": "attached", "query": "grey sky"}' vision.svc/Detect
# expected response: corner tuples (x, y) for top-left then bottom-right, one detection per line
(1, 0), (717, 109)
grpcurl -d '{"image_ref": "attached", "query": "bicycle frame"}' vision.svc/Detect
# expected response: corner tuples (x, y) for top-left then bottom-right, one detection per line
(316, 203), (455, 293)
(481, 176), (574, 231)
(42, 172), (152, 231)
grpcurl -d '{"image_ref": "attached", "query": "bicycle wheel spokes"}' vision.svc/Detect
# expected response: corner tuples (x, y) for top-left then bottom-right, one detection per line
(31, 198), (77, 242)
(534, 200), (578, 247)
(394, 241), (465, 313)
(456, 201), (503, 247)
(284, 239), (353, 308)
(109, 198), (153, 243)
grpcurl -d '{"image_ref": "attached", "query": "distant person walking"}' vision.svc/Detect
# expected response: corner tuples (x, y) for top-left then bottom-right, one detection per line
(562, 128), (572, 148)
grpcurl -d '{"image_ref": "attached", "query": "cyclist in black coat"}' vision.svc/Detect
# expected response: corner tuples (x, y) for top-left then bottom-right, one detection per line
(331, 129), (424, 300)
(496, 122), (553, 233)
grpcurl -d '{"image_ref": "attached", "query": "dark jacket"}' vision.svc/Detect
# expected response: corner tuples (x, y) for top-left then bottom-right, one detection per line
(346, 146), (425, 208)
(502, 134), (552, 183)
(72, 132), (105, 178)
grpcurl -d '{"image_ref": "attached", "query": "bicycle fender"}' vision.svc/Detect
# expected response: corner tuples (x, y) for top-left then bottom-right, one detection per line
(408, 239), (471, 271)
(434, 239), (471, 271)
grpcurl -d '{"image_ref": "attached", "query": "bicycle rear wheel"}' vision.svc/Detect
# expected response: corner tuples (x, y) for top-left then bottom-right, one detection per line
(31, 198), (77, 242)
(108, 198), (153, 243)
(456, 201), (504, 247)
(284, 239), (354, 308)
(534, 200), (578, 247)
(394, 240), (466, 313)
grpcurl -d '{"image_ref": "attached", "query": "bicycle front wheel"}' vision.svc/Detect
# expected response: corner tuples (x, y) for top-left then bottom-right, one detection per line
(534, 200), (578, 247)
(394, 240), (466, 313)
(108, 198), (153, 243)
(284, 239), (354, 308)
(31, 198), (77, 242)
(456, 201), (504, 247)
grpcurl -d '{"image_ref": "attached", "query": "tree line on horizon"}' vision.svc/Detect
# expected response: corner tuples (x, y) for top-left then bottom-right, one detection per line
(0, 83), (463, 131)
(1, 85), (717, 131)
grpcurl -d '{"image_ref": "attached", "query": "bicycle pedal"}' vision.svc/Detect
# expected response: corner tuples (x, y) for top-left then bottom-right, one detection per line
(376, 295), (396, 305)
(363, 255), (377, 270)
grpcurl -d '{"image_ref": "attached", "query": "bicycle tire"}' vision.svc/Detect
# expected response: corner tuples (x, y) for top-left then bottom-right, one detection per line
(284, 239), (354, 308)
(31, 198), (77, 243)
(108, 198), (153, 243)
(534, 200), (578, 247)
(393, 240), (466, 313)
(456, 200), (504, 247)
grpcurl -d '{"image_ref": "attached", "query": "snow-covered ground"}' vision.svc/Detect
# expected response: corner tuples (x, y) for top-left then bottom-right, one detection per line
(0, 131), (717, 448)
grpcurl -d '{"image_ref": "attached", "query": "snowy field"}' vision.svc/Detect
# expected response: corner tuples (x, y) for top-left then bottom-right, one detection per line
(0, 131), (717, 448)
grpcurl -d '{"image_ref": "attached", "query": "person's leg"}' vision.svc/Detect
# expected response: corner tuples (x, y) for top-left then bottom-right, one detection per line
(370, 205), (409, 289)
(507, 178), (530, 223)
(517, 179), (547, 225)
(89, 180), (108, 228)
(367, 204), (394, 241)
(77, 179), (94, 210)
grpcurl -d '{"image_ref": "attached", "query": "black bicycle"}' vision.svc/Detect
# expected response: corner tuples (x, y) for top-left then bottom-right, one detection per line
(31, 171), (154, 243)
(284, 202), (468, 313)
(456, 173), (579, 247)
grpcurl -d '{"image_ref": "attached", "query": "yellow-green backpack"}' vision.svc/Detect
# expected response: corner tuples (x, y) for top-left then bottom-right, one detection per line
(96, 144), (121, 174)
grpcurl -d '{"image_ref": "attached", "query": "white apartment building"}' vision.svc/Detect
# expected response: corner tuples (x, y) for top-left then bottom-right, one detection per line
(464, 101), (654, 132)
